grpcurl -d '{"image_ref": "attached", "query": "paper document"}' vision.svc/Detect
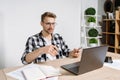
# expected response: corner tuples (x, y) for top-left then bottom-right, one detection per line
(6, 64), (61, 80)
(22, 67), (46, 80)
(104, 59), (120, 70)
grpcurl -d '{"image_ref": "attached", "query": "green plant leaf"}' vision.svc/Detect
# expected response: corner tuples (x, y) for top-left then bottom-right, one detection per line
(89, 38), (98, 43)
(88, 28), (98, 37)
(85, 7), (96, 15)
(87, 17), (96, 22)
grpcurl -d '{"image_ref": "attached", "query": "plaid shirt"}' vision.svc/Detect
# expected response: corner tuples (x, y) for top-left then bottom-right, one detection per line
(21, 31), (70, 64)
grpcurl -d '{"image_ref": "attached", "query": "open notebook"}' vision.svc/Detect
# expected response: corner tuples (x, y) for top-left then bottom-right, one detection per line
(6, 64), (61, 80)
(22, 65), (61, 80)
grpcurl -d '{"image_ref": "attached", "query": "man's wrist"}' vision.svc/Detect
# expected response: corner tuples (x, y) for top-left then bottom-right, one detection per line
(38, 47), (44, 55)
(69, 51), (74, 57)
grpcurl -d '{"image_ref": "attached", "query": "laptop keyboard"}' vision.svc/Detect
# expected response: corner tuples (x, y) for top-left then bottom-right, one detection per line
(64, 62), (80, 68)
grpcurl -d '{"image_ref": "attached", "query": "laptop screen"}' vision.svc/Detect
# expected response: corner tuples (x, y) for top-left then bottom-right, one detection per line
(61, 46), (108, 75)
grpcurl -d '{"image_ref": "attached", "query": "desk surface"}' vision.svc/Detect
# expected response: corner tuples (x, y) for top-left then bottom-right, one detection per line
(1, 52), (120, 80)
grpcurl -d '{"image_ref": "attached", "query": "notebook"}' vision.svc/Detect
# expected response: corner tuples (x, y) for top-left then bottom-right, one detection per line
(61, 45), (108, 75)
(22, 65), (61, 80)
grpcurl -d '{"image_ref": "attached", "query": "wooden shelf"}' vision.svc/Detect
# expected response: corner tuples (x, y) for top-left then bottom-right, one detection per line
(103, 19), (115, 21)
(102, 32), (116, 35)
(101, 10), (120, 54)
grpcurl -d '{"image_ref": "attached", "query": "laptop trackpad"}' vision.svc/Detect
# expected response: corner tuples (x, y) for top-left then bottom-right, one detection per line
(69, 66), (79, 74)
(61, 62), (80, 74)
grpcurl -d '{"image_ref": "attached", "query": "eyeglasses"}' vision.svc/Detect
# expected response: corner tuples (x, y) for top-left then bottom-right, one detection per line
(43, 22), (57, 26)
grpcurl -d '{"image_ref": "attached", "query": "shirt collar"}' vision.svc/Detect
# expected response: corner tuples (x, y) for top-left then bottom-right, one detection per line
(39, 31), (55, 44)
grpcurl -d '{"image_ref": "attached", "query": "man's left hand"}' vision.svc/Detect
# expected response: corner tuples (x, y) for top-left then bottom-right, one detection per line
(70, 48), (82, 58)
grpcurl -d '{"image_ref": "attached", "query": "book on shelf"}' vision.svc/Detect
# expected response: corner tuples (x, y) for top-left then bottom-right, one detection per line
(22, 65), (61, 80)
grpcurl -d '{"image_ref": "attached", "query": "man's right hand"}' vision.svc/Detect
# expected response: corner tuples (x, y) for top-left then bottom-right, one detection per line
(42, 45), (58, 56)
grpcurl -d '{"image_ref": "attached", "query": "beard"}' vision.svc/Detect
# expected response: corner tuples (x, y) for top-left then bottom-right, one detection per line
(44, 28), (54, 34)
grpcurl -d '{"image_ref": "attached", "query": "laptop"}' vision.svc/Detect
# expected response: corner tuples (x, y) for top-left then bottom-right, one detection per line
(61, 45), (108, 75)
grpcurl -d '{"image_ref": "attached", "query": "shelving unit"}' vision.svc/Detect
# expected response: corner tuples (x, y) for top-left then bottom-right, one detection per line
(101, 10), (120, 54)
(81, 15), (102, 48)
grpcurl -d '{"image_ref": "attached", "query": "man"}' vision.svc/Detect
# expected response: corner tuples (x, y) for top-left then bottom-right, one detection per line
(21, 12), (81, 64)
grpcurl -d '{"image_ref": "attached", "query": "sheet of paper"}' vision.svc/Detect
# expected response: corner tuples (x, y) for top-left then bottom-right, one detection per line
(6, 64), (40, 80)
(104, 59), (120, 70)
(6, 64), (60, 80)
(22, 67), (46, 80)
(6, 69), (25, 80)
(39, 65), (61, 77)
(47, 76), (58, 80)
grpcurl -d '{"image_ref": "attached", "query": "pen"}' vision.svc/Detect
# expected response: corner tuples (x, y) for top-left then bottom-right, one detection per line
(54, 47), (57, 51)
(79, 47), (82, 50)
(77, 47), (82, 53)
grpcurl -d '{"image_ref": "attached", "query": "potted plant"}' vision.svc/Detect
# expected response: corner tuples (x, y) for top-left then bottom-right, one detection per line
(88, 28), (98, 37)
(87, 16), (96, 26)
(89, 38), (98, 47)
(85, 7), (96, 15)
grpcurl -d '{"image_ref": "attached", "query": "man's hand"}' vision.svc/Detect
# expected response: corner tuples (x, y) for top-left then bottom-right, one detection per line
(42, 45), (58, 56)
(70, 48), (82, 58)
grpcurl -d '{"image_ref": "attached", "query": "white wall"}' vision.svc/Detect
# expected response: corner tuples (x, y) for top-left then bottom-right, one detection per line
(0, 0), (81, 68)
(98, 0), (106, 15)
(0, 11), (5, 68)
(0, 0), (99, 68)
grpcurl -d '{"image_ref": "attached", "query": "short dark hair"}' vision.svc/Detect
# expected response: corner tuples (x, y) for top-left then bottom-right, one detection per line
(41, 12), (56, 22)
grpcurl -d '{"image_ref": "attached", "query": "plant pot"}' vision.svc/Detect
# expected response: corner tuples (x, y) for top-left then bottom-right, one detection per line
(89, 22), (95, 26)
(89, 43), (98, 47)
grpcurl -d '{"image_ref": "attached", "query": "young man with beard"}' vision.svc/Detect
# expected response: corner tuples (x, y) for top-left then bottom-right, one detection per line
(21, 12), (81, 64)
